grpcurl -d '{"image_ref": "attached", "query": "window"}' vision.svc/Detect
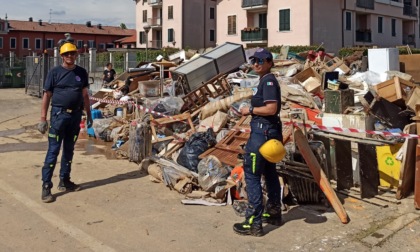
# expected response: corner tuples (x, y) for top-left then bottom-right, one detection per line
(35, 38), (42, 49)
(378, 17), (383, 33)
(279, 9), (290, 31)
(392, 19), (396, 36)
(23, 38), (29, 49)
(10, 37), (16, 49)
(259, 13), (267, 28)
(168, 6), (173, 19)
(210, 7), (215, 19)
(88, 40), (95, 48)
(46, 39), (54, 49)
(99, 43), (105, 50)
(77, 40), (83, 49)
(228, 15), (236, 35)
(0, 37), (3, 49)
(210, 29), (215, 42)
(143, 10), (147, 23)
(139, 31), (145, 44)
(345, 12), (351, 31)
(168, 28), (174, 42)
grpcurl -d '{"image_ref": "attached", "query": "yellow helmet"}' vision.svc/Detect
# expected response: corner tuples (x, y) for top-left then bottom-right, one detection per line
(60, 42), (77, 55)
(259, 139), (286, 163)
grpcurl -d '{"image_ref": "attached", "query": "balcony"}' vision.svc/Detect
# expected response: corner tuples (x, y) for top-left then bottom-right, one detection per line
(148, 17), (162, 28)
(356, 30), (372, 42)
(242, 0), (268, 9)
(150, 40), (162, 49)
(357, 0), (375, 9)
(403, 5), (417, 17)
(241, 28), (268, 42)
(148, 0), (162, 6)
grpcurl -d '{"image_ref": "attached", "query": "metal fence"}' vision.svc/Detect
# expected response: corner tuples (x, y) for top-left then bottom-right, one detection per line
(0, 56), (26, 88)
(24, 51), (140, 97)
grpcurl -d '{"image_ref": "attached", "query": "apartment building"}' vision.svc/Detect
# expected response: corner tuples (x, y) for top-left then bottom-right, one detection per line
(216, 0), (419, 53)
(135, 0), (217, 50)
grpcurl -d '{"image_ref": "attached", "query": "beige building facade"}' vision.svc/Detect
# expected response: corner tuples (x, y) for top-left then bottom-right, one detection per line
(216, 0), (419, 53)
(135, 0), (217, 50)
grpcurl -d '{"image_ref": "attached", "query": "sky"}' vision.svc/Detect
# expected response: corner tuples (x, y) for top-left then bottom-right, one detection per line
(1, 0), (137, 29)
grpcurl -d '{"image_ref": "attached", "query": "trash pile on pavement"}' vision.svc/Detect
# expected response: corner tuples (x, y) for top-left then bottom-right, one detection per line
(87, 43), (420, 216)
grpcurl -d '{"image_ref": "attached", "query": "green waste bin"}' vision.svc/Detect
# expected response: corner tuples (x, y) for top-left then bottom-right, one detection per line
(10, 67), (25, 88)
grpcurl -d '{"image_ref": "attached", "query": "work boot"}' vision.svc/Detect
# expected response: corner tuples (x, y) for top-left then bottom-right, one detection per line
(42, 184), (54, 203)
(233, 217), (264, 237)
(57, 178), (81, 192)
(262, 203), (282, 226)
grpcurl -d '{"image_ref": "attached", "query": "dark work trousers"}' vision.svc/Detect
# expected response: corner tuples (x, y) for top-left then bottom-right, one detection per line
(42, 106), (82, 188)
(243, 121), (283, 225)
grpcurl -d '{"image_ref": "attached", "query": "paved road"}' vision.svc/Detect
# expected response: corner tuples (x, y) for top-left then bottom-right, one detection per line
(0, 88), (418, 251)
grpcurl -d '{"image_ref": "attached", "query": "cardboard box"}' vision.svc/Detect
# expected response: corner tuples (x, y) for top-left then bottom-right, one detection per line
(372, 76), (416, 103)
(399, 54), (420, 83)
(293, 67), (321, 83)
(301, 76), (321, 93)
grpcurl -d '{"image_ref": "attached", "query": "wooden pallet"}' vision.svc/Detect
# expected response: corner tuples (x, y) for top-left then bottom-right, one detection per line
(150, 113), (195, 143)
(182, 73), (231, 113)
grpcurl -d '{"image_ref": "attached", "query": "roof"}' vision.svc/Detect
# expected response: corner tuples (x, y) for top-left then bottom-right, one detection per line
(6, 20), (135, 36)
(115, 34), (137, 44)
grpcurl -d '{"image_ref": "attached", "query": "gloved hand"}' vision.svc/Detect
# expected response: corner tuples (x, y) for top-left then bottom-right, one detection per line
(38, 121), (48, 134)
(87, 117), (93, 128)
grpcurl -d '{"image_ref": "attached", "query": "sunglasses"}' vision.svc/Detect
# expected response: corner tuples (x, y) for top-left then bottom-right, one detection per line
(250, 58), (265, 65)
(62, 52), (77, 57)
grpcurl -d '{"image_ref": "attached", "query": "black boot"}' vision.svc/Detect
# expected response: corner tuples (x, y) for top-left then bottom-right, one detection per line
(42, 184), (54, 203)
(57, 178), (81, 192)
(233, 217), (264, 237)
(262, 203), (282, 226)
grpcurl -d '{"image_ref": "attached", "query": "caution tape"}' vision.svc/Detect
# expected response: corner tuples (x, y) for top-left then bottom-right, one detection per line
(89, 96), (419, 139)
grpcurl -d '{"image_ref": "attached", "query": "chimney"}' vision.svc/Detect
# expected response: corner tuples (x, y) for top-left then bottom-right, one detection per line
(97, 23), (102, 29)
(38, 19), (42, 26)
(29, 17), (33, 22)
(86, 21), (92, 27)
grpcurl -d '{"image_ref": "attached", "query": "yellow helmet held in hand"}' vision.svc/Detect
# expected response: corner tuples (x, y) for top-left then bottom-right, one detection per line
(60, 42), (77, 55)
(259, 139), (286, 163)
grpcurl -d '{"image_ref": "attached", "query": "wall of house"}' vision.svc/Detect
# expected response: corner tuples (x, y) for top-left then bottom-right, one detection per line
(182, 0), (217, 49)
(0, 30), (121, 58)
(311, 0), (343, 54)
(215, 0), (248, 46)
(267, 2), (312, 47)
(162, 0), (183, 49)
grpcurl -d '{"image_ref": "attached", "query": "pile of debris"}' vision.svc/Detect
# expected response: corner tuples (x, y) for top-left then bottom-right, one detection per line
(87, 43), (420, 214)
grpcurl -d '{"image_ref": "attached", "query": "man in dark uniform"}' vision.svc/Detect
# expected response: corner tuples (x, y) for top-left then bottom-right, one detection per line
(234, 48), (283, 236)
(38, 40), (92, 203)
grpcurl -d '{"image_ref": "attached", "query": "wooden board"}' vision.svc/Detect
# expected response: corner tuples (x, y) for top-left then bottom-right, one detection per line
(396, 124), (417, 199)
(294, 128), (349, 224)
(415, 144), (420, 209)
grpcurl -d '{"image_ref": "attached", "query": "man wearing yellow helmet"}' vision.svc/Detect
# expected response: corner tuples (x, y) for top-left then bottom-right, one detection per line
(37, 40), (92, 203)
(234, 48), (283, 236)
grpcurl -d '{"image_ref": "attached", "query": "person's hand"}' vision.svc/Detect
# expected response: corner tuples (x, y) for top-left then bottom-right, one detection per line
(38, 121), (48, 134)
(87, 117), (93, 128)
(240, 106), (250, 116)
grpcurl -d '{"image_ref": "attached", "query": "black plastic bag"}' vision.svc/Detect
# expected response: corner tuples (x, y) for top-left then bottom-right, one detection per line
(177, 128), (217, 172)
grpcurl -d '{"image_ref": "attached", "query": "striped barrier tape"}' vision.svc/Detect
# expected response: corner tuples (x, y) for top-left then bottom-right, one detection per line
(89, 96), (419, 139)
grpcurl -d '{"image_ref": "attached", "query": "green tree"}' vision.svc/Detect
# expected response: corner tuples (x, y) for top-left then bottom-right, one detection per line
(120, 23), (127, 29)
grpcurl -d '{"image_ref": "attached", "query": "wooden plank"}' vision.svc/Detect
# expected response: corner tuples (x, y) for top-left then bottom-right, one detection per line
(396, 124), (417, 199)
(335, 139), (353, 190)
(358, 143), (379, 198)
(338, 190), (388, 208)
(415, 144), (420, 209)
(294, 128), (349, 224)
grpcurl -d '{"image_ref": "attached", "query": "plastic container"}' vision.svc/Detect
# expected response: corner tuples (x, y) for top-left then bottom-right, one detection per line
(138, 80), (160, 97)
(116, 108), (123, 117)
